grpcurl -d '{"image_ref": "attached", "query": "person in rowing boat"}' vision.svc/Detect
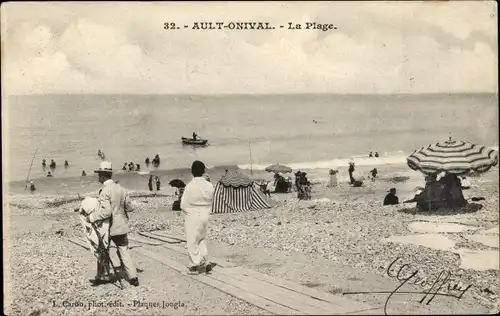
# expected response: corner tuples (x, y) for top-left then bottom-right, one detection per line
(192, 132), (198, 141)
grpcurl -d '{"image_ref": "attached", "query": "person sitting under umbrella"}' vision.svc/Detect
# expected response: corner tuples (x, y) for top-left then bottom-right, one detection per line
(297, 172), (311, 200)
(439, 173), (467, 208)
(170, 179), (186, 211)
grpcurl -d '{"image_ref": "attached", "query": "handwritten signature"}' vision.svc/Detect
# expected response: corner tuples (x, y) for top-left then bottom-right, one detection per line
(343, 257), (472, 315)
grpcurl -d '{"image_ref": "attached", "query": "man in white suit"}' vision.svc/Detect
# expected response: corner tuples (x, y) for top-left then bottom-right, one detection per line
(86, 161), (139, 287)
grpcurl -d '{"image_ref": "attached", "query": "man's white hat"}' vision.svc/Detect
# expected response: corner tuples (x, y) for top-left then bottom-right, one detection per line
(94, 161), (113, 173)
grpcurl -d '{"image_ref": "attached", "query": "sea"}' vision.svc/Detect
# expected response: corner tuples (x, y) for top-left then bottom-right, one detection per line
(4, 93), (499, 195)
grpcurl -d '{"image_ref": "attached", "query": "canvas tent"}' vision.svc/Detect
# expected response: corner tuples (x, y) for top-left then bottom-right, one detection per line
(212, 171), (271, 214)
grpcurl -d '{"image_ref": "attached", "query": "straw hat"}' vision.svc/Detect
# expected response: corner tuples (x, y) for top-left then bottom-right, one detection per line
(94, 161), (113, 173)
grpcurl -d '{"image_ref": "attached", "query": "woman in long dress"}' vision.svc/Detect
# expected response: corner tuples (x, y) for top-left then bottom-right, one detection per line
(181, 160), (215, 274)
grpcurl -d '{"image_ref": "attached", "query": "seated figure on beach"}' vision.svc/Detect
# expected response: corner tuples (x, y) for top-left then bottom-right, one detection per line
(47, 171), (53, 177)
(404, 174), (460, 211)
(350, 170), (364, 187)
(369, 152), (373, 158)
(328, 169), (338, 187)
(440, 173), (467, 208)
(383, 188), (399, 205)
(297, 172), (311, 200)
(374, 152), (379, 158)
(82, 170), (87, 176)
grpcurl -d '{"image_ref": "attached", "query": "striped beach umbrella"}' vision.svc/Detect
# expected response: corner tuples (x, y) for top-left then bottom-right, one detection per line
(265, 163), (292, 173)
(407, 138), (498, 175)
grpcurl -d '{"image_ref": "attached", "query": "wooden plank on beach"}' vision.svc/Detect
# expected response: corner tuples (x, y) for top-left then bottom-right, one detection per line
(205, 269), (331, 315)
(149, 230), (187, 242)
(155, 238), (238, 268)
(217, 269), (344, 314)
(138, 231), (184, 244)
(67, 237), (90, 250)
(133, 247), (299, 315)
(128, 234), (165, 246)
(225, 267), (374, 312)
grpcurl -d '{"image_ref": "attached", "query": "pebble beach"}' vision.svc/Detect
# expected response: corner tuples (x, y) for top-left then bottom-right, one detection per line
(4, 165), (499, 315)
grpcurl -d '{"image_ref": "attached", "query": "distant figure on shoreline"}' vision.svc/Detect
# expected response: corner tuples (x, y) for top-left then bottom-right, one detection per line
(27, 181), (36, 192)
(145, 157), (150, 166)
(155, 176), (161, 190)
(47, 171), (53, 177)
(383, 188), (399, 205)
(148, 175), (154, 191)
(82, 170), (87, 176)
(122, 163), (127, 171)
(64, 160), (69, 168)
(313, 120), (318, 124)
(152, 154), (160, 167)
(50, 159), (56, 169)
(348, 162), (355, 184)
(369, 152), (373, 158)
(42, 159), (46, 167)
(374, 152), (379, 158)
(128, 162), (134, 172)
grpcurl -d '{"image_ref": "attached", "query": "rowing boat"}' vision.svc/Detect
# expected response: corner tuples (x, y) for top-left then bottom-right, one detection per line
(181, 137), (208, 146)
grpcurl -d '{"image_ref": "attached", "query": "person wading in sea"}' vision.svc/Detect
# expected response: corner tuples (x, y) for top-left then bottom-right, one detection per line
(86, 161), (139, 287)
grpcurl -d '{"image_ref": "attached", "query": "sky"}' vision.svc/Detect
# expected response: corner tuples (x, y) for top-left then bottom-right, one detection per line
(1, 1), (498, 95)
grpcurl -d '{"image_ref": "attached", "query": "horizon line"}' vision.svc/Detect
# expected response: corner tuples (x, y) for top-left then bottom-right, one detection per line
(7, 92), (499, 97)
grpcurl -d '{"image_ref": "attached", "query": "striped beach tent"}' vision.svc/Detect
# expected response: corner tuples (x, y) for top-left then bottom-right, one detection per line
(407, 138), (498, 175)
(212, 171), (271, 214)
